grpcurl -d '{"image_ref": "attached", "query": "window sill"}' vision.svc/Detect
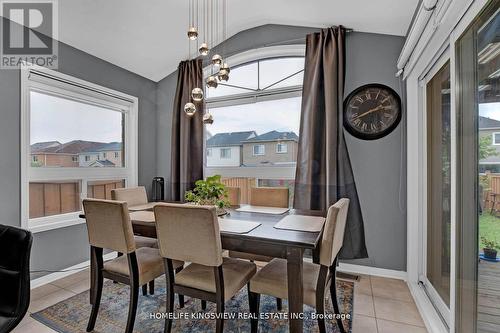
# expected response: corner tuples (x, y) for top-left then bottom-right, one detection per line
(28, 216), (85, 234)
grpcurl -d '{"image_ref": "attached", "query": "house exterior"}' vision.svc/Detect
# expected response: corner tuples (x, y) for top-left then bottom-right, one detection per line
(206, 131), (256, 167)
(242, 131), (299, 166)
(479, 116), (500, 172)
(78, 142), (123, 167)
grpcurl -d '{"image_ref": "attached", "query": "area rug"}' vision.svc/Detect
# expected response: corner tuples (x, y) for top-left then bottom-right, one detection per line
(32, 275), (353, 333)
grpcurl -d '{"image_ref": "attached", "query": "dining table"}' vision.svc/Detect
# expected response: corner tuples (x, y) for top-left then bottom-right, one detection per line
(82, 206), (326, 333)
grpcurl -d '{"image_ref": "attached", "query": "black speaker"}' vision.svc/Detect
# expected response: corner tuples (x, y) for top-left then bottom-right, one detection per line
(152, 177), (165, 202)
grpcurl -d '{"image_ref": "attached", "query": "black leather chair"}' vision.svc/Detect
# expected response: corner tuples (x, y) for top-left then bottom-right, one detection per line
(0, 225), (33, 333)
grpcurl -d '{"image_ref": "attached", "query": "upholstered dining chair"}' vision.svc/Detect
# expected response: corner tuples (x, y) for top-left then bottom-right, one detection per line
(228, 186), (290, 310)
(154, 203), (257, 333)
(248, 198), (350, 333)
(82, 199), (183, 333)
(0, 224), (32, 333)
(111, 186), (157, 211)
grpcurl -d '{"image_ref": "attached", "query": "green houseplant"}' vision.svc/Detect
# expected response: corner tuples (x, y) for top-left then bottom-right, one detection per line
(481, 236), (500, 260)
(184, 175), (230, 215)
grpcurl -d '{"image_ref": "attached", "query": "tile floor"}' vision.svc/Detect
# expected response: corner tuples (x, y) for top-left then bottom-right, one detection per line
(13, 271), (428, 333)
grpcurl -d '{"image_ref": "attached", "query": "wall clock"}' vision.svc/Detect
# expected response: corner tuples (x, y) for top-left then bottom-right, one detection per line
(343, 84), (401, 140)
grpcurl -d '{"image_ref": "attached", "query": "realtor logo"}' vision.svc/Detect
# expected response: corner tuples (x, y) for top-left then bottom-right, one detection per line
(1, 0), (58, 69)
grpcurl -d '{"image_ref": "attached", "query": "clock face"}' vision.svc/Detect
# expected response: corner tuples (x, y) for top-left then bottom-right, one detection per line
(343, 84), (401, 140)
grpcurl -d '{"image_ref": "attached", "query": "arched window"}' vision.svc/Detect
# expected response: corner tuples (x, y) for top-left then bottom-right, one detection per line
(204, 46), (304, 206)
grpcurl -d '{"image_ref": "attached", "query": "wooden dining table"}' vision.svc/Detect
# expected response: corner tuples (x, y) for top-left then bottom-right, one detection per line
(82, 206), (326, 333)
(134, 206), (325, 333)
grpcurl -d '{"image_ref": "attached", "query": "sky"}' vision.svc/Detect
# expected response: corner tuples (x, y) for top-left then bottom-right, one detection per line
(479, 102), (500, 121)
(30, 91), (123, 144)
(207, 97), (302, 136)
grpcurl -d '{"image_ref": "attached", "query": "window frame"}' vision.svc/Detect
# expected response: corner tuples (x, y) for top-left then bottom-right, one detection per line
(276, 142), (288, 153)
(492, 132), (500, 145)
(253, 144), (265, 156)
(220, 148), (231, 159)
(20, 64), (138, 233)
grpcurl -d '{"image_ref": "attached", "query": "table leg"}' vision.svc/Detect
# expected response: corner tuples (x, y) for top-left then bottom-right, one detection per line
(287, 246), (304, 333)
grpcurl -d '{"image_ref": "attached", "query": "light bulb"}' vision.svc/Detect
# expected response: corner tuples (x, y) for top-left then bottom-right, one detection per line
(184, 102), (196, 116)
(187, 27), (198, 40)
(206, 76), (218, 89)
(211, 54), (223, 66)
(199, 43), (209, 56)
(221, 62), (230, 74)
(191, 87), (204, 102)
(218, 68), (229, 82)
(203, 112), (214, 125)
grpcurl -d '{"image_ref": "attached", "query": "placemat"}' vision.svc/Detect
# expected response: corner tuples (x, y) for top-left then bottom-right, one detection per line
(274, 215), (325, 232)
(129, 210), (155, 225)
(235, 205), (290, 215)
(218, 218), (261, 234)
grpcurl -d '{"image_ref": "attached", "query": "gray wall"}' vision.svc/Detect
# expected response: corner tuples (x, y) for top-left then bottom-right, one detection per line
(156, 25), (407, 271)
(0, 18), (157, 278)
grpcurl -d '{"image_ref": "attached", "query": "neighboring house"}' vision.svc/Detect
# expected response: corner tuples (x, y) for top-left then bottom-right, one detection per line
(479, 116), (500, 172)
(242, 131), (299, 166)
(78, 142), (123, 167)
(206, 131), (256, 167)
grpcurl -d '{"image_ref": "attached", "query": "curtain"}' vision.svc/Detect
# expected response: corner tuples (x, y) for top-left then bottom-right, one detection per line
(170, 59), (204, 201)
(293, 27), (368, 259)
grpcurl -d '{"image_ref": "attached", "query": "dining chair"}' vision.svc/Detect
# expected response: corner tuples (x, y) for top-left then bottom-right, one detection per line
(226, 186), (240, 206)
(248, 198), (350, 333)
(111, 186), (157, 211)
(82, 199), (183, 333)
(154, 203), (257, 333)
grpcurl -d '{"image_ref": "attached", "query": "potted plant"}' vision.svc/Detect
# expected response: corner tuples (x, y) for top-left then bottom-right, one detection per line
(481, 236), (499, 260)
(185, 175), (230, 216)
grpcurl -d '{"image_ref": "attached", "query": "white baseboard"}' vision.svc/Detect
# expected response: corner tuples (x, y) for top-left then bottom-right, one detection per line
(31, 251), (117, 289)
(338, 263), (408, 281)
(408, 282), (449, 333)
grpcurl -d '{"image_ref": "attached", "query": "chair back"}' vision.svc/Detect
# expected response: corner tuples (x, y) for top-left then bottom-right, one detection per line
(154, 203), (223, 267)
(226, 186), (240, 206)
(319, 198), (350, 267)
(111, 186), (148, 207)
(0, 225), (32, 333)
(82, 199), (136, 254)
(250, 187), (289, 208)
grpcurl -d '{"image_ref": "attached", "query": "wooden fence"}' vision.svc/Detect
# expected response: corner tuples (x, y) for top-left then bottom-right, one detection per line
(482, 173), (500, 211)
(221, 177), (256, 204)
(29, 180), (124, 219)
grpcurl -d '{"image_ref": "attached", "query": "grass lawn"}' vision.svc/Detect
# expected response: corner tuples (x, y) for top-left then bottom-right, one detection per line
(479, 212), (500, 250)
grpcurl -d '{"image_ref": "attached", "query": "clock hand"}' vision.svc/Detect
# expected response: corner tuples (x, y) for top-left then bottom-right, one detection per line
(351, 105), (385, 121)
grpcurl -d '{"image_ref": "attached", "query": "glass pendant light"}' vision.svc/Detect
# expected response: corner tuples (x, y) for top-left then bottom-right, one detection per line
(184, 102), (196, 116)
(187, 27), (198, 40)
(206, 75), (218, 88)
(218, 68), (229, 82)
(221, 62), (230, 74)
(203, 112), (214, 124)
(191, 87), (204, 102)
(211, 54), (223, 66)
(199, 43), (209, 56)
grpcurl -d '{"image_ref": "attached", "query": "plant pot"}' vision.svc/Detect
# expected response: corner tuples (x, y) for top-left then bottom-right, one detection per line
(484, 248), (498, 260)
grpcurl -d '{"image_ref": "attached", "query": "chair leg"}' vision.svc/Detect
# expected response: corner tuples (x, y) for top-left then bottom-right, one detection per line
(164, 259), (175, 333)
(149, 280), (155, 295)
(216, 299), (225, 333)
(142, 284), (148, 296)
(87, 247), (103, 332)
(276, 298), (282, 311)
(316, 295), (326, 333)
(248, 285), (260, 333)
(178, 294), (185, 308)
(125, 285), (139, 333)
(330, 267), (346, 333)
(201, 300), (207, 310)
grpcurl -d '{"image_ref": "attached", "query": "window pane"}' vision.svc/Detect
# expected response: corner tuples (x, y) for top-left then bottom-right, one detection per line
(30, 91), (124, 168)
(29, 180), (81, 218)
(206, 62), (258, 98)
(87, 179), (125, 200)
(259, 57), (304, 90)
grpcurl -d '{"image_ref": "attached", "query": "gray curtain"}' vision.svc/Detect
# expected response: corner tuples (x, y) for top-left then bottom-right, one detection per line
(170, 59), (204, 201)
(293, 27), (368, 259)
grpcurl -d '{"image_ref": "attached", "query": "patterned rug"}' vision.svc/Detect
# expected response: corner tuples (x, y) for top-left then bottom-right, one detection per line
(32, 275), (353, 333)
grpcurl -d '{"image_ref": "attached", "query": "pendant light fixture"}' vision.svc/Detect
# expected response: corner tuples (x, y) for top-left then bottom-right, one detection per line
(184, 0), (230, 121)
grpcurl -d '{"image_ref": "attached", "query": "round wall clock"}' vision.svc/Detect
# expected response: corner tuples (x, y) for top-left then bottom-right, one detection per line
(343, 84), (401, 140)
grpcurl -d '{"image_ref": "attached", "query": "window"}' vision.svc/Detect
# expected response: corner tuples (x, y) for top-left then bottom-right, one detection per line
(102, 152), (107, 159)
(253, 145), (265, 156)
(207, 148), (212, 157)
(204, 49), (304, 205)
(220, 148), (231, 159)
(32, 155), (38, 162)
(21, 65), (138, 232)
(276, 143), (288, 153)
(114, 152), (119, 158)
(493, 132), (500, 145)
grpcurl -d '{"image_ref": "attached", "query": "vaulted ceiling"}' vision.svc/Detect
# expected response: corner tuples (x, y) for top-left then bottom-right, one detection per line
(52, 0), (417, 81)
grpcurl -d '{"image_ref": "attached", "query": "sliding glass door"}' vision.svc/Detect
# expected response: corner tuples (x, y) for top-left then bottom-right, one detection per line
(456, 2), (500, 333)
(425, 60), (452, 321)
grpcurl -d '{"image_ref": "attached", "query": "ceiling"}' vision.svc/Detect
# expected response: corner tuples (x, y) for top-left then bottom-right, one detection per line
(51, 0), (418, 81)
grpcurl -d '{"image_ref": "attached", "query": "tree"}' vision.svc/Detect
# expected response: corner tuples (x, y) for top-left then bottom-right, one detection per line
(479, 135), (498, 160)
